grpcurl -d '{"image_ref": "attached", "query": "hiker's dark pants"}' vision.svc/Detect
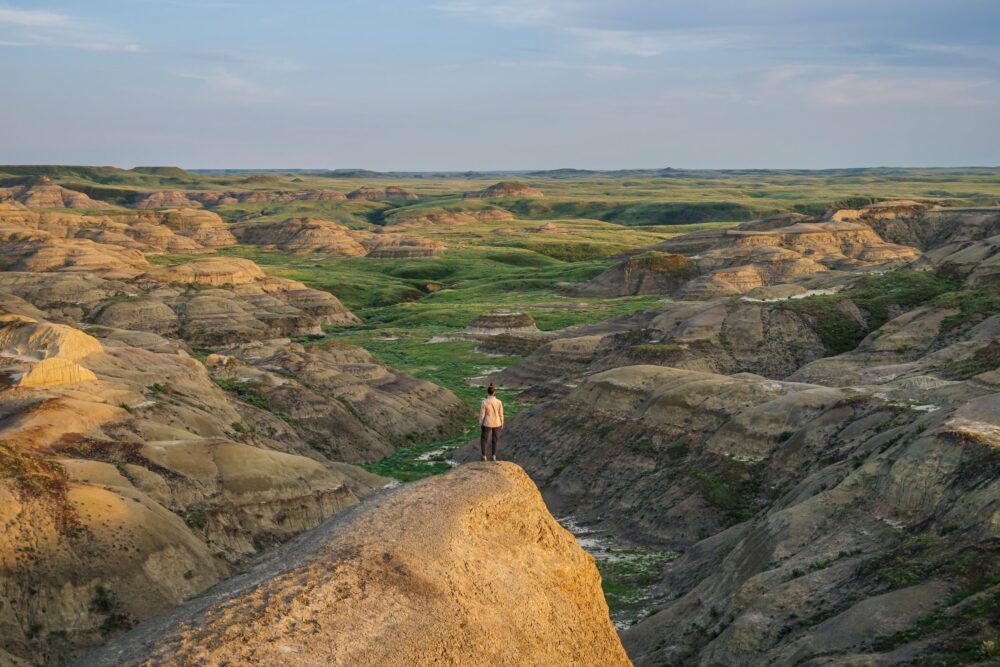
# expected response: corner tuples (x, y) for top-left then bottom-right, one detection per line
(481, 426), (501, 458)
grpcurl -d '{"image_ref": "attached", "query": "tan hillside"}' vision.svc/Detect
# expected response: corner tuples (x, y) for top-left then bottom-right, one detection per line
(464, 180), (544, 199)
(568, 251), (696, 297)
(646, 219), (920, 299)
(0, 177), (115, 210)
(231, 218), (369, 256)
(132, 191), (203, 209)
(76, 463), (631, 667)
(461, 365), (999, 665)
(346, 185), (417, 201)
(0, 207), (236, 255)
(384, 207), (514, 229)
(361, 234), (445, 258)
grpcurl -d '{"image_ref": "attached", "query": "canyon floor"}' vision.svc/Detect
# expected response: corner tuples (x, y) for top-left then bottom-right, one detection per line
(0, 165), (997, 665)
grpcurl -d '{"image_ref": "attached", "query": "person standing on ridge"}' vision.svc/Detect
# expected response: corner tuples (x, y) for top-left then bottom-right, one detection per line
(480, 384), (504, 462)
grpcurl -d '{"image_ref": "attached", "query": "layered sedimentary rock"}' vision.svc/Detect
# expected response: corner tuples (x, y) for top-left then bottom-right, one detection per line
(132, 191), (203, 210)
(384, 185), (419, 200)
(0, 226), (150, 279)
(465, 311), (539, 335)
(383, 207), (514, 230)
(362, 234), (445, 258)
(562, 216), (921, 300)
(231, 217), (445, 258)
(788, 306), (1000, 391)
(231, 218), (369, 256)
(831, 201), (1000, 249)
(464, 180), (544, 199)
(651, 219), (919, 299)
(569, 251), (696, 297)
(346, 185), (418, 201)
(0, 313), (388, 664)
(126, 258), (361, 344)
(461, 365), (999, 666)
(0, 177), (114, 209)
(0, 207), (236, 255)
(77, 463), (630, 667)
(491, 299), (829, 394)
(207, 339), (468, 463)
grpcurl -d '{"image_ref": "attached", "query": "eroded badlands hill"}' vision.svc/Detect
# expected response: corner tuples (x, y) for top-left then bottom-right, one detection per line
(472, 202), (1000, 665)
(76, 463), (631, 667)
(570, 216), (920, 299)
(0, 181), (471, 665)
(469, 363), (999, 665)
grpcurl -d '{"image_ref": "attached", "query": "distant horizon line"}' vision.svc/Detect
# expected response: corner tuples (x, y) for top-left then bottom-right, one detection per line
(4, 164), (1000, 174)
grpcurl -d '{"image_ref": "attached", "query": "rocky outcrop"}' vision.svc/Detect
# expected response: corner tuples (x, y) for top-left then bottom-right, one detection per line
(346, 185), (418, 201)
(0, 312), (390, 664)
(0, 177), (115, 210)
(155, 209), (237, 249)
(76, 463), (630, 667)
(465, 311), (539, 335)
(490, 300), (829, 394)
(921, 233), (1000, 288)
(0, 226), (150, 279)
(461, 365), (999, 665)
(230, 218), (447, 259)
(190, 190), (348, 206)
(0, 272), (133, 323)
(139, 257), (267, 287)
(132, 191), (203, 210)
(0, 207), (236, 255)
(568, 251), (696, 297)
(362, 234), (445, 258)
(231, 218), (369, 256)
(383, 206), (514, 230)
(123, 258), (360, 343)
(293, 189), (348, 201)
(464, 180), (544, 199)
(831, 202), (1000, 249)
(208, 339), (468, 463)
(643, 220), (920, 299)
(788, 307), (1000, 391)
(385, 185), (419, 200)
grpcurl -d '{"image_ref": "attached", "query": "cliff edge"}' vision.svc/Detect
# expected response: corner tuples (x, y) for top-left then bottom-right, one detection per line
(76, 463), (630, 667)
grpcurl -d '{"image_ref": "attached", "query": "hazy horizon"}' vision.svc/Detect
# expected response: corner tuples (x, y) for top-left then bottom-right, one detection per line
(2, 0), (998, 170)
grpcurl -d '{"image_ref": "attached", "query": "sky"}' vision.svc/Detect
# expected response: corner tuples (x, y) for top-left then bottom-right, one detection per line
(0, 0), (998, 170)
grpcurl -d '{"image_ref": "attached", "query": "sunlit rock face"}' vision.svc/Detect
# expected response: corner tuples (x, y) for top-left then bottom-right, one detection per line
(76, 463), (631, 667)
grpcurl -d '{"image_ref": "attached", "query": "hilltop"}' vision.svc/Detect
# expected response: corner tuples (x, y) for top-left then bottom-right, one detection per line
(76, 464), (630, 667)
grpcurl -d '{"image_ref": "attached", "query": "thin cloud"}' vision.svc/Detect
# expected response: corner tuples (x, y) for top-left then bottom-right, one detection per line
(166, 65), (301, 107)
(809, 72), (997, 107)
(0, 6), (67, 26)
(174, 49), (303, 73)
(431, 0), (569, 27)
(566, 27), (746, 57)
(432, 2), (751, 57)
(170, 66), (267, 96)
(489, 58), (633, 75)
(0, 4), (141, 52)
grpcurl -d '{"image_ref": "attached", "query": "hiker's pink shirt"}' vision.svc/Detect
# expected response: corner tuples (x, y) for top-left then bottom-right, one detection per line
(480, 396), (504, 428)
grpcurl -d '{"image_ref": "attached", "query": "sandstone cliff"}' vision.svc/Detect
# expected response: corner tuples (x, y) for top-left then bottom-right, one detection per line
(75, 463), (631, 667)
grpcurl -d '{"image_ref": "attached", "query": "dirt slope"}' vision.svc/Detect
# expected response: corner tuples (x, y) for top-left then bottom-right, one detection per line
(75, 463), (631, 667)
